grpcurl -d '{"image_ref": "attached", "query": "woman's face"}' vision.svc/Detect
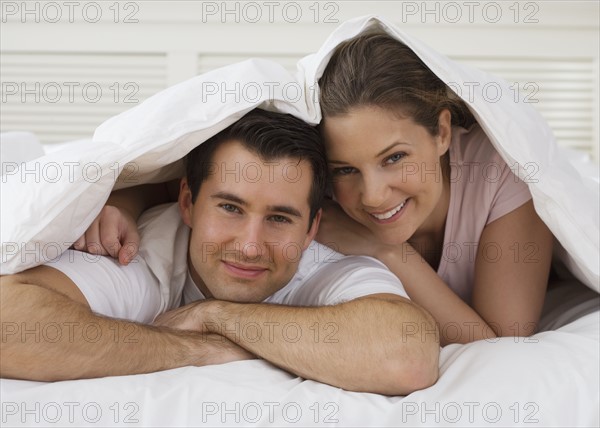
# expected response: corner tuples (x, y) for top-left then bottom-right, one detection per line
(322, 106), (452, 245)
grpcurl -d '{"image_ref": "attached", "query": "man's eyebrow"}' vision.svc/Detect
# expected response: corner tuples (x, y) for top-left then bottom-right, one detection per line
(210, 192), (247, 206)
(267, 205), (303, 218)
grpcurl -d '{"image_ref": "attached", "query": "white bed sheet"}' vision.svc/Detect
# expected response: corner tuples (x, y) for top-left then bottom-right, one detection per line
(2, 282), (598, 427)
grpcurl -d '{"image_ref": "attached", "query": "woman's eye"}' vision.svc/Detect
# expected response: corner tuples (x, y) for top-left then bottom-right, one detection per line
(332, 166), (357, 176)
(385, 153), (406, 164)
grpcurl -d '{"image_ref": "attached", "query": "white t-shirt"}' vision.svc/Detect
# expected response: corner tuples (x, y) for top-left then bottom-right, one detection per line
(49, 204), (408, 323)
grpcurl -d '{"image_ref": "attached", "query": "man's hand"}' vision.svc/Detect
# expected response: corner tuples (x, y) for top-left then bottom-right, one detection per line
(72, 205), (140, 265)
(184, 296), (439, 395)
(154, 301), (256, 365)
(201, 334), (257, 365)
(153, 300), (209, 331)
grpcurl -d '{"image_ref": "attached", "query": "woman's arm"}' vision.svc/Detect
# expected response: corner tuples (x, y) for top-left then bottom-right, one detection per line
(471, 200), (553, 337)
(317, 200), (553, 345)
(376, 244), (496, 345)
(104, 180), (179, 221)
(73, 180), (180, 263)
(380, 200), (552, 344)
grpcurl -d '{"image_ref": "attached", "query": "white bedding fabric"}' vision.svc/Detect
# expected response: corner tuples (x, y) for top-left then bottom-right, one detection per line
(1, 282), (598, 427)
(1, 16), (598, 293)
(1, 14), (599, 428)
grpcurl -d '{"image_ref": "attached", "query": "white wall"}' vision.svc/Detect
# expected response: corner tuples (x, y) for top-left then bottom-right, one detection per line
(1, 0), (598, 161)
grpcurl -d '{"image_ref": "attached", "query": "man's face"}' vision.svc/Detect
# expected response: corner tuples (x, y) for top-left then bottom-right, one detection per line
(179, 139), (320, 303)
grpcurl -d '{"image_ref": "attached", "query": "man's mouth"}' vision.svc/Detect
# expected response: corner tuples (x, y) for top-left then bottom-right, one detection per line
(221, 260), (269, 279)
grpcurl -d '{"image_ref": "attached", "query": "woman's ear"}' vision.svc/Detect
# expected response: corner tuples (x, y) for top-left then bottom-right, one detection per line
(178, 178), (194, 228)
(436, 109), (452, 156)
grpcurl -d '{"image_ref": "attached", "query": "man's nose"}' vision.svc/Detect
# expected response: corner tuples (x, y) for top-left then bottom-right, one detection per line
(238, 219), (264, 261)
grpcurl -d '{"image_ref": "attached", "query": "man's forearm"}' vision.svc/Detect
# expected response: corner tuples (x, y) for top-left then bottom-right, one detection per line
(202, 295), (440, 395)
(0, 279), (227, 381)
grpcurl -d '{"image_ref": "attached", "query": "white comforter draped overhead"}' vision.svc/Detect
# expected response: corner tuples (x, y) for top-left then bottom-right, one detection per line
(2, 16), (598, 293)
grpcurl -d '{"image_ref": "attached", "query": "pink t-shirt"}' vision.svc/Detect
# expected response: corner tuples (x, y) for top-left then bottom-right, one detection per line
(437, 125), (532, 303)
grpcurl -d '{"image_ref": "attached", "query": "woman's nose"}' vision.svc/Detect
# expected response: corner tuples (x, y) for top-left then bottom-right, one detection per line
(360, 173), (389, 209)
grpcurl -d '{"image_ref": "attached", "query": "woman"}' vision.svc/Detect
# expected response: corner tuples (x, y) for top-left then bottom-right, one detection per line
(314, 34), (553, 345)
(76, 33), (554, 345)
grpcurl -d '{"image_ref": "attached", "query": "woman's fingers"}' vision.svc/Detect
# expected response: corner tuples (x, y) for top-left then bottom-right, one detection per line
(84, 217), (108, 255)
(117, 225), (140, 265)
(71, 205), (141, 264)
(98, 206), (124, 259)
(72, 234), (86, 251)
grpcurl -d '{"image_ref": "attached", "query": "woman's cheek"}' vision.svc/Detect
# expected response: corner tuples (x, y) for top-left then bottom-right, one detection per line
(332, 181), (353, 206)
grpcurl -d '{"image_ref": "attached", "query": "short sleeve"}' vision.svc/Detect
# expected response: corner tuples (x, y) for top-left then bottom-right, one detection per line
(47, 250), (163, 323)
(486, 152), (532, 225)
(277, 256), (409, 307)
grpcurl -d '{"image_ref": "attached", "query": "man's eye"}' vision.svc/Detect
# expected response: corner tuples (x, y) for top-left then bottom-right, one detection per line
(270, 215), (291, 224)
(221, 204), (240, 213)
(332, 166), (357, 176)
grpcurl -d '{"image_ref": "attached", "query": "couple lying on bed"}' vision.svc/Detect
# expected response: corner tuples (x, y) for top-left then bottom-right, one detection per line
(1, 34), (553, 394)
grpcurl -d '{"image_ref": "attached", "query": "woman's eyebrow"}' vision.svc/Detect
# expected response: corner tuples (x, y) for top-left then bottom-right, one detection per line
(329, 141), (410, 164)
(375, 142), (409, 158)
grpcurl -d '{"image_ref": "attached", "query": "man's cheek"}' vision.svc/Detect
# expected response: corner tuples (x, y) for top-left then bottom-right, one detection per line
(193, 241), (219, 264)
(277, 240), (304, 265)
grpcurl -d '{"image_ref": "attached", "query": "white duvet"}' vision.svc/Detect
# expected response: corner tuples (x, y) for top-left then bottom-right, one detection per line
(2, 16), (598, 291)
(1, 15), (599, 427)
(1, 284), (598, 427)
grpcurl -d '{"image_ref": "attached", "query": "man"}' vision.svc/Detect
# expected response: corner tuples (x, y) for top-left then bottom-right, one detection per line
(1, 110), (439, 395)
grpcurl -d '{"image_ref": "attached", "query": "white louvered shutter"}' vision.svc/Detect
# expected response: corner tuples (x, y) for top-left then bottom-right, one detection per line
(0, 53), (167, 145)
(453, 56), (598, 158)
(198, 54), (303, 74)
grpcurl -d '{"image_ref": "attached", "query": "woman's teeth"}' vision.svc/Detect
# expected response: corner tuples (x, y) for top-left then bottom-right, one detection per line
(371, 200), (407, 220)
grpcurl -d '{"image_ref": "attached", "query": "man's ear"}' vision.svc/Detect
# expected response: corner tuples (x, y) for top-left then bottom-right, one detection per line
(303, 208), (322, 250)
(178, 178), (194, 228)
(436, 109), (452, 156)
